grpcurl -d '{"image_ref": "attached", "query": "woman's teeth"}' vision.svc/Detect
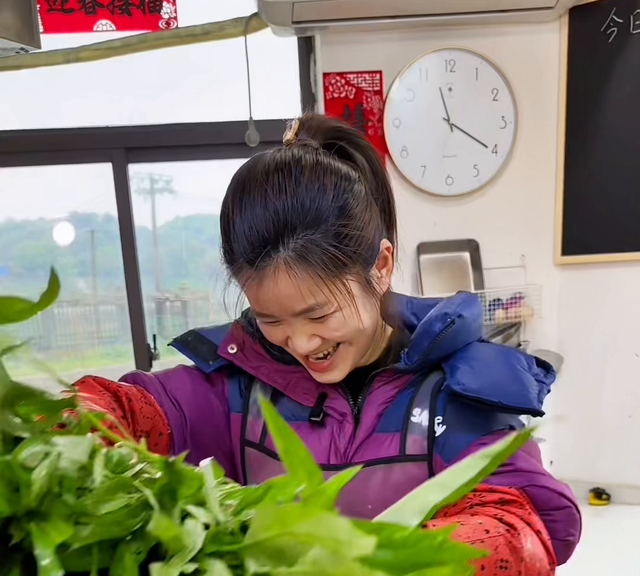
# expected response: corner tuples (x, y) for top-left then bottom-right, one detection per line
(308, 345), (339, 363)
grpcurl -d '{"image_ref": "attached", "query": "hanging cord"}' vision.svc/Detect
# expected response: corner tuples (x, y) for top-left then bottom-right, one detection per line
(244, 13), (260, 147)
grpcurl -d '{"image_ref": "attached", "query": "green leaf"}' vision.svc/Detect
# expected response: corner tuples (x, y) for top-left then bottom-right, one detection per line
(149, 562), (178, 576)
(0, 341), (27, 360)
(375, 428), (533, 527)
(0, 359), (11, 389)
(271, 547), (382, 576)
(0, 333), (68, 390)
(0, 555), (22, 576)
(148, 562), (196, 576)
(303, 466), (362, 510)
(13, 437), (52, 469)
(30, 452), (59, 506)
(30, 518), (74, 576)
(258, 397), (323, 494)
(91, 448), (106, 486)
(0, 457), (18, 517)
(110, 531), (156, 576)
(150, 518), (206, 576)
(147, 511), (184, 555)
(222, 475), (300, 515)
(171, 518), (206, 568)
(242, 503), (376, 568)
(78, 477), (142, 515)
(0, 268), (60, 325)
(185, 505), (212, 525)
(0, 376), (73, 438)
(355, 521), (482, 574)
(70, 500), (151, 547)
(60, 543), (117, 573)
(199, 458), (226, 524)
(200, 559), (233, 576)
(105, 445), (139, 475)
(52, 435), (94, 475)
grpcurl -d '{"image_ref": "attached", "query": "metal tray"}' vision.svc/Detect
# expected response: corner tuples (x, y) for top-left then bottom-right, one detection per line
(416, 239), (484, 297)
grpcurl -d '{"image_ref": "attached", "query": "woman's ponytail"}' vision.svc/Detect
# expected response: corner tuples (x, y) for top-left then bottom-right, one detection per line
(286, 114), (397, 249)
(221, 113), (398, 300)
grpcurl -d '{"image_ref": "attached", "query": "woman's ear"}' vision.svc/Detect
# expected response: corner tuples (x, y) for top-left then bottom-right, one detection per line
(373, 239), (394, 292)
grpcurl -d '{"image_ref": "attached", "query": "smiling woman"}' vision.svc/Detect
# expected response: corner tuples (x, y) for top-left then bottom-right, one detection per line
(221, 115), (397, 383)
(75, 113), (580, 576)
(246, 270), (393, 382)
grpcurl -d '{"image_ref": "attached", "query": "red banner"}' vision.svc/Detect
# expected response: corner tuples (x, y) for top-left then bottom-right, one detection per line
(323, 71), (387, 158)
(38, 0), (178, 34)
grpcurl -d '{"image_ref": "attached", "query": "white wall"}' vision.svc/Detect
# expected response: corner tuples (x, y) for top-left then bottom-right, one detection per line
(318, 21), (640, 493)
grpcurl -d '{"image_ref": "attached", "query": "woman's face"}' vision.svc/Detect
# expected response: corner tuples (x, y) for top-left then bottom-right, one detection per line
(244, 242), (394, 384)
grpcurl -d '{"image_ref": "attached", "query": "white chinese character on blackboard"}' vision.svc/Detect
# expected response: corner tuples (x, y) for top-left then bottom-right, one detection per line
(631, 10), (640, 34)
(601, 7), (623, 42)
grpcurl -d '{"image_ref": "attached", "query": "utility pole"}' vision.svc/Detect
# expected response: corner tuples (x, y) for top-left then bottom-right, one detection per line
(131, 172), (176, 295)
(149, 176), (161, 295)
(89, 228), (101, 345)
(90, 228), (98, 298)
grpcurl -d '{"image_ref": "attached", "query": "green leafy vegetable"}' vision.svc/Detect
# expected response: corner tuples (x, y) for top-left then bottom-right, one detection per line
(0, 268), (60, 325)
(257, 396), (324, 494)
(374, 429), (534, 527)
(0, 270), (534, 576)
(303, 466), (363, 510)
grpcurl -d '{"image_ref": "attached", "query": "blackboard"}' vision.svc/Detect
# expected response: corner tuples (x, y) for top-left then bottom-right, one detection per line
(557, 0), (640, 264)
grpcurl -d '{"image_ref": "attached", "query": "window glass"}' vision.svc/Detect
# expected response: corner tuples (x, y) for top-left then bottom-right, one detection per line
(0, 163), (135, 390)
(128, 158), (246, 369)
(1, 0), (300, 130)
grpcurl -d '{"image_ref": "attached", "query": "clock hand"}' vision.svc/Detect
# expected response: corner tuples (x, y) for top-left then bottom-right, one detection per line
(442, 118), (489, 149)
(439, 87), (453, 132)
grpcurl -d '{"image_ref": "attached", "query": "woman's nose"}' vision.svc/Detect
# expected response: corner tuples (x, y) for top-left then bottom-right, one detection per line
(287, 330), (323, 357)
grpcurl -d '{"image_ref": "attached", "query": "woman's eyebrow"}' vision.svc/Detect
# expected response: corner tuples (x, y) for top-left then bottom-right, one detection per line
(253, 303), (328, 319)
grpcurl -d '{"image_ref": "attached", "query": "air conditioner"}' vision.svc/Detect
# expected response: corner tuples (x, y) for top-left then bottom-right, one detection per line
(257, 0), (580, 36)
(0, 0), (41, 58)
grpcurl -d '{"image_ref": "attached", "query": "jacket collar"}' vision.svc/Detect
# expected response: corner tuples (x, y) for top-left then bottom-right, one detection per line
(172, 292), (484, 406)
(383, 292), (484, 371)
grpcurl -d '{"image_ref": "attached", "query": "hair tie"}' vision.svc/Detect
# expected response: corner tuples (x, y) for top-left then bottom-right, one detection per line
(283, 119), (300, 146)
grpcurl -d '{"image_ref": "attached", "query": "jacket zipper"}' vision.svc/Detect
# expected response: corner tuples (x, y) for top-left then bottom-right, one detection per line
(341, 367), (387, 425)
(343, 319), (458, 426)
(412, 319), (457, 369)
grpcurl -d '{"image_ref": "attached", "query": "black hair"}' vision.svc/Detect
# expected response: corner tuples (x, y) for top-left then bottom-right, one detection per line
(220, 114), (397, 305)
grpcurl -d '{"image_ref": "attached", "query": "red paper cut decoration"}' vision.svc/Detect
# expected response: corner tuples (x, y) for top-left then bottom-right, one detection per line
(38, 0), (178, 34)
(323, 71), (387, 158)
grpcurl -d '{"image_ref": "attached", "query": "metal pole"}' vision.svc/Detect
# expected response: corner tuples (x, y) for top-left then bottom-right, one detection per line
(89, 227), (101, 345)
(149, 174), (163, 295)
(90, 228), (98, 298)
(111, 150), (152, 372)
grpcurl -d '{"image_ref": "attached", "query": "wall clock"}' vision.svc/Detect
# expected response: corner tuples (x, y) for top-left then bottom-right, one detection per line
(384, 48), (517, 197)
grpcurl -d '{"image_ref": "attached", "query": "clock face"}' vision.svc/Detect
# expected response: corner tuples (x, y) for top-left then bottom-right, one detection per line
(384, 48), (517, 197)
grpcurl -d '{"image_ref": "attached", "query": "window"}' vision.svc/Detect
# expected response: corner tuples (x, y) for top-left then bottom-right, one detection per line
(0, 12), (313, 374)
(1, 0), (301, 130)
(0, 163), (135, 387)
(128, 159), (246, 368)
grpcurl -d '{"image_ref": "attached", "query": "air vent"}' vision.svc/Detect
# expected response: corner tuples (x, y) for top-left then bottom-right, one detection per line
(258, 0), (579, 35)
(292, 0), (559, 23)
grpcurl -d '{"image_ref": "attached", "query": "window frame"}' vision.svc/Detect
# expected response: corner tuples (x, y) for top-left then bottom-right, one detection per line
(0, 37), (316, 372)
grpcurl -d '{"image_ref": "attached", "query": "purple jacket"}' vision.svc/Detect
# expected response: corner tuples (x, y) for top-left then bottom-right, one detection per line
(121, 292), (580, 565)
